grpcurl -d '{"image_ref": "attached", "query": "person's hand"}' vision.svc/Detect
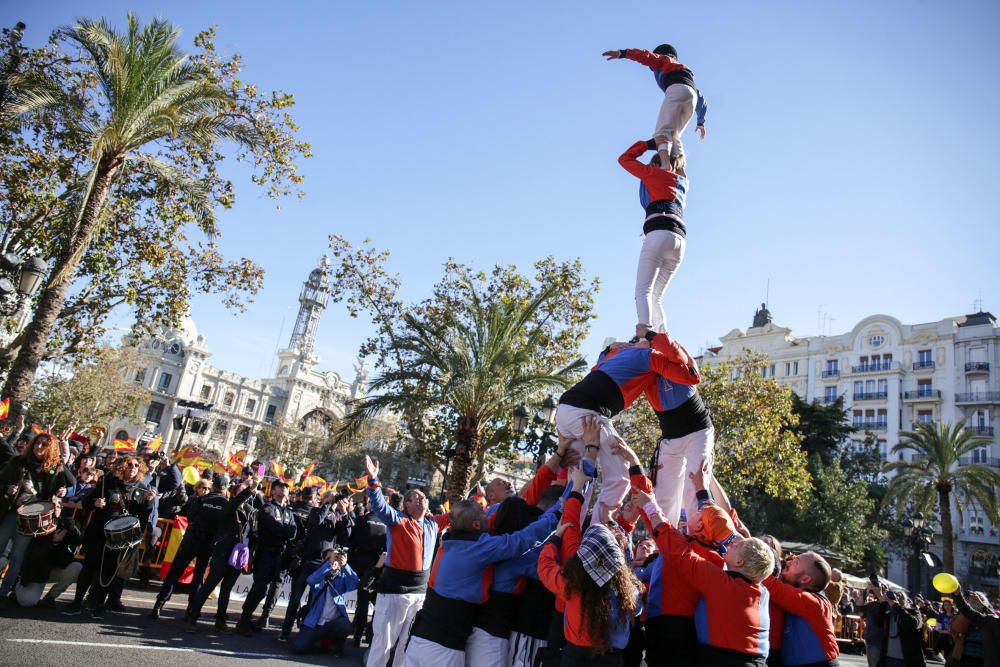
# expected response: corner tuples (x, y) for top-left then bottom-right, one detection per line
(610, 435), (640, 467)
(364, 455), (379, 480)
(94, 497), (106, 509)
(689, 458), (710, 492)
(631, 487), (654, 507)
(569, 464), (590, 491)
(696, 125), (706, 140)
(602, 50), (622, 60)
(556, 433), (573, 458)
(5, 485), (16, 496)
(55, 485), (67, 498)
(560, 447), (581, 469)
(620, 498), (641, 522)
(376, 552), (387, 568)
(555, 521), (573, 537)
(581, 416), (601, 457)
(146, 489), (156, 501)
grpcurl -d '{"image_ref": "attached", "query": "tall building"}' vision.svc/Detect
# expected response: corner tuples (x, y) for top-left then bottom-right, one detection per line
(704, 306), (1000, 592)
(108, 257), (368, 457)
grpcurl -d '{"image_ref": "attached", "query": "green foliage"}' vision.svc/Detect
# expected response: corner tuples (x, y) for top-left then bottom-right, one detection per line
(27, 345), (150, 431)
(0, 14), (309, 372)
(328, 235), (598, 499)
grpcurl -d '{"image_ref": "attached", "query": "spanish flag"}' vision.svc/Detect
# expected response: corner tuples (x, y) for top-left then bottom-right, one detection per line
(174, 446), (200, 468)
(302, 474), (326, 489)
(212, 459), (228, 475)
(270, 461), (286, 480)
(113, 437), (136, 452)
(31, 423), (45, 434)
(160, 516), (195, 583)
(226, 452), (243, 476)
(300, 462), (316, 481)
(146, 434), (163, 451)
(0, 398), (9, 420)
(355, 476), (368, 488)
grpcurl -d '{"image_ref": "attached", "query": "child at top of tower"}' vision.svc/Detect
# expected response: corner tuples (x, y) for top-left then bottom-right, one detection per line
(603, 44), (708, 169)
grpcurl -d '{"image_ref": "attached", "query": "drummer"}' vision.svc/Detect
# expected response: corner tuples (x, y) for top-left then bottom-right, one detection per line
(0, 432), (76, 608)
(64, 454), (154, 618)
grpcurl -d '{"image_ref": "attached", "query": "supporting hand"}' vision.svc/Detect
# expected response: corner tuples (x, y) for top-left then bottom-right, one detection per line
(364, 455), (379, 480)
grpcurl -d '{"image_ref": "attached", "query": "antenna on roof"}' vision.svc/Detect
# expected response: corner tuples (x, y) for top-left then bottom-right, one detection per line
(974, 292), (983, 313)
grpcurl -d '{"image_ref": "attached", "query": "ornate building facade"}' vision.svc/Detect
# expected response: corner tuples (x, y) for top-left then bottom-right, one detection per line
(704, 308), (1000, 592)
(108, 257), (368, 457)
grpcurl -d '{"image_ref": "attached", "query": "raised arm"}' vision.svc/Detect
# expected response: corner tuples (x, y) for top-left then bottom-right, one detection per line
(537, 539), (567, 597)
(603, 49), (687, 74)
(618, 139), (662, 181)
(365, 455), (402, 526)
(764, 577), (832, 618)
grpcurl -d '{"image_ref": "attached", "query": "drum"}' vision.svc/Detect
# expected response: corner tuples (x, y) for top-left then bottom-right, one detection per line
(16, 501), (57, 537)
(104, 515), (142, 550)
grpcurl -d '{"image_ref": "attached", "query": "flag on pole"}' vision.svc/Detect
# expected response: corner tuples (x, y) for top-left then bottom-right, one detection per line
(146, 434), (162, 452)
(0, 398), (9, 420)
(174, 446), (200, 468)
(160, 517), (195, 583)
(31, 423), (45, 434)
(300, 462), (316, 481)
(270, 461), (286, 479)
(113, 437), (136, 452)
(302, 474), (326, 488)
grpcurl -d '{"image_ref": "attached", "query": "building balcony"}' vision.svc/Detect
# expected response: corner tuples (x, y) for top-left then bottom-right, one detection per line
(853, 391), (889, 401)
(851, 362), (898, 374)
(912, 360), (936, 371)
(822, 369), (840, 379)
(965, 425), (995, 437)
(903, 389), (942, 402)
(965, 362), (990, 374)
(955, 392), (1000, 405)
(853, 420), (888, 432)
(958, 456), (1000, 468)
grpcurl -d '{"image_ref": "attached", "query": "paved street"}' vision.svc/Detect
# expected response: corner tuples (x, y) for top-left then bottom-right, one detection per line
(0, 584), (941, 667)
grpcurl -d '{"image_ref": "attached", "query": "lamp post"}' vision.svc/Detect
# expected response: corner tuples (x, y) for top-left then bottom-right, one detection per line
(901, 511), (935, 595)
(511, 396), (559, 468)
(0, 254), (49, 338)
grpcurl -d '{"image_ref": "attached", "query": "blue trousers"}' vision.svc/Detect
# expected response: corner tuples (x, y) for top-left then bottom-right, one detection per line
(291, 615), (352, 655)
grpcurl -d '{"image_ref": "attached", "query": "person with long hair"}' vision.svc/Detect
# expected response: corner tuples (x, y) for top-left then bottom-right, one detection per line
(538, 511), (642, 666)
(64, 454), (153, 618)
(0, 432), (75, 605)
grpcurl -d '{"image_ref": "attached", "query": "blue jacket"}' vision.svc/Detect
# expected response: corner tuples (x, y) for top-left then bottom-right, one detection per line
(302, 561), (360, 629)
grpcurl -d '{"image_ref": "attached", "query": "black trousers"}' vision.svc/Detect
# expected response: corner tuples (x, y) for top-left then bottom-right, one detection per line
(187, 538), (241, 622)
(240, 548), (282, 621)
(156, 532), (213, 604)
(623, 618), (645, 667)
(352, 584), (377, 640)
(541, 609), (567, 667)
(562, 643), (624, 667)
(645, 614), (697, 667)
(74, 537), (117, 606)
(281, 560), (321, 635)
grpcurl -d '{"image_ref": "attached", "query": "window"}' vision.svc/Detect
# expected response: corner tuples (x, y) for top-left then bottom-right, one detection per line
(157, 372), (173, 392)
(876, 409), (887, 427)
(853, 410), (863, 426)
(882, 353), (892, 365)
(865, 379), (876, 394)
(917, 409), (933, 424)
(236, 425), (250, 445)
(878, 379), (888, 395)
(264, 405), (277, 424)
(826, 360), (839, 372)
(918, 349), (932, 364)
(968, 510), (985, 535)
(200, 384), (212, 400)
(145, 401), (165, 425)
(223, 391), (235, 408)
(824, 386), (837, 402)
(793, 361), (799, 375)
(869, 334), (885, 347)
(785, 362), (791, 376)
(917, 378), (933, 396)
(169, 342), (181, 355)
(972, 447), (988, 464)
(279, 365), (289, 376)
(854, 381), (864, 395)
(245, 398), (257, 416)
(134, 368), (147, 383)
(214, 420), (228, 438)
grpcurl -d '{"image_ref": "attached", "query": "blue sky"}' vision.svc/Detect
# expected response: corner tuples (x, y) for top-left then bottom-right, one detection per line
(6, 1), (1000, 384)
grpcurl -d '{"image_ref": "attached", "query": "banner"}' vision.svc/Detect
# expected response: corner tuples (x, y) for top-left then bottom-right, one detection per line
(229, 572), (360, 614)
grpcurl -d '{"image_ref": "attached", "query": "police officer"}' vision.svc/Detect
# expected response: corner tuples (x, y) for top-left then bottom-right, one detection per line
(255, 485), (316, 630)
(183, 474), (260, 633)
(149, 474), (229, 619)
(278, 488), (353, 641)
(348, 497), (386, 646)
(235, 479), (297, 636)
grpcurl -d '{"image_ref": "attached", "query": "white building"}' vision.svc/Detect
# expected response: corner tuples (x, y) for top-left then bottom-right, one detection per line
(108, 257), (368, 458)
(704, 305), (1000, 593)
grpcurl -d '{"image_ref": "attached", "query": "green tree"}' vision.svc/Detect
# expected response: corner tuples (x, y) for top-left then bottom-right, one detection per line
(328, 236), (597, 501)
(1, 14), (308, 404)
(884, 420), (1000, 573)
(27, 345), (150, 434)
(789, 393), (855, 465)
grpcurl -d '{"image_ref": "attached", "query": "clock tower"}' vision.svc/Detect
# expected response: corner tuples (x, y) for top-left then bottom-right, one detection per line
(285, 256), (330, 366)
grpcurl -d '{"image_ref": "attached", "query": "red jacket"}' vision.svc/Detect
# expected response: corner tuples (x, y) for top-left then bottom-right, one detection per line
(618, 140), (684, 203)
(763, 577), (839, 665)
(623, 49), (688, 76)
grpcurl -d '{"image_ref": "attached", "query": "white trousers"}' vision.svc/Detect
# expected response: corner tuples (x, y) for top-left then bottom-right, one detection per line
(509, 631), (547, 667)
(14, 562), (83, 607)
(653, 426), (715, 527)
(367, 591), (425, 667)
(556, 404), (629, 512)
(403, 636), (464, 667)
(654, 83), (697, 158)
(465, 627), (509, 666)
(634, 230), (686, 332)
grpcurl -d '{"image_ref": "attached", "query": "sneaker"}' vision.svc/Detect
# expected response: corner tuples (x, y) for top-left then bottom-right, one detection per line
(235, 620), (254, 637)
(106, 600), (126, 612)
(62, 601), (84, 616)
(252, 616), (269, 631)
(214, 619), (232, 634)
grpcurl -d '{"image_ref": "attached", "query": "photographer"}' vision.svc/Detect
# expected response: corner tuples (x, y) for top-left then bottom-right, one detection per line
(857, 581), (889, 667)
(884, 590), (925, 667)
(291, 541), (359, 657)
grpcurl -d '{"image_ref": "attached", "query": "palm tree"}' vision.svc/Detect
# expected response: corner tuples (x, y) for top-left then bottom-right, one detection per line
(339, 280), (587, 501)
(2, 13), (262, 408)
(883, 420), (1000, 573)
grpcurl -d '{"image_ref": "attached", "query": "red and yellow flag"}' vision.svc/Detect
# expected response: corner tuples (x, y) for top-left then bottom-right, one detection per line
(113, 437), (136, 452)
(354, 476), (368, 488)
(212, 459), (229, 476)
(174, 446), (200, 468)
(0, 398), (9, 420)
(300, 462), (316, 481)
(270, 460), (286, 479)
(146, 434), (162, 452)
(302, 474), (326, 488)
(31, 423), (45, 435)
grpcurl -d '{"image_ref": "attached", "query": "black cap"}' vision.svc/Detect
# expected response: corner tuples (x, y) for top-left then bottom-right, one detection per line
(653, 43), (677, 58)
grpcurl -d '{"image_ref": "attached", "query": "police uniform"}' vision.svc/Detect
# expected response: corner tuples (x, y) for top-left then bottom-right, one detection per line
(236, 496), (296, 634)
(258, 498), (312, 627)
(149, 489), (229, 618)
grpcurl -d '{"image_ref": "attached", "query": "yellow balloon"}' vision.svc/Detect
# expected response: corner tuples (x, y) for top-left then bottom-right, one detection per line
(932, 572), (959, 594)
(182, 465), (201, 486)
(926, 617), (937, 628)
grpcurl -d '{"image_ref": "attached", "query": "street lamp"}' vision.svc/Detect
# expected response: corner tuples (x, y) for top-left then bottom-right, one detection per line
(17, 256), (48, 297)
(511, 396), (559, 467)
(901, 511), (935, 595)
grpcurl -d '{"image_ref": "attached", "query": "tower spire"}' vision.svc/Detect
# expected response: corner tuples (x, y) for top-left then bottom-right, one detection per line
(287, 256), (330, 361)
